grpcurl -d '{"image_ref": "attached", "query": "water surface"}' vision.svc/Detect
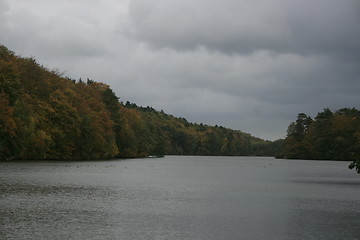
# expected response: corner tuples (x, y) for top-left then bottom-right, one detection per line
(1, 156), (359, 240)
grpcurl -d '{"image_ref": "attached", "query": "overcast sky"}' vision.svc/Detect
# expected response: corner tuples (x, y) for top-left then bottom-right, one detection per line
(1, 0), (359, 140)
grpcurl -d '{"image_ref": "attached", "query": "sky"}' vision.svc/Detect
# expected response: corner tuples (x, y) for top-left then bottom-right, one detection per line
(1, 0), (359, 140)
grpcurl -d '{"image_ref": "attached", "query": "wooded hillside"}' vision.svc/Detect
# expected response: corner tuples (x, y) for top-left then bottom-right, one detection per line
(0, 45), (273, 160)
(279, 108), (360, 161)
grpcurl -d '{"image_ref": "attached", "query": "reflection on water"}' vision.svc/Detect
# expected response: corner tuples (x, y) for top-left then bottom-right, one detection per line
(1, 156), (359, 240)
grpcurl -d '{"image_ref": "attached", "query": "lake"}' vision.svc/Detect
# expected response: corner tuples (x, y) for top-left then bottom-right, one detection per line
(1, 156), (359, 240)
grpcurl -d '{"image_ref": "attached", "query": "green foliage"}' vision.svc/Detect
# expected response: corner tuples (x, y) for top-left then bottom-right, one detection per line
(119, 104), (273, 157)
(0, 45), (118, 160)
(280, 108), (360, 173)
(0, 44), (273, 160)
(349, 154), (360, 173)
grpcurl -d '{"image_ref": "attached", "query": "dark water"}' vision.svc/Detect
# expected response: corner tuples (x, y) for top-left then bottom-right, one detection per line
(1, 156), (359, 240)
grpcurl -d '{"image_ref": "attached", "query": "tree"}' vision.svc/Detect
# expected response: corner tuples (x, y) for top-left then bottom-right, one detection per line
(280, 108), (360, 165)
(282, 113), (313, 159)
(101, 87), (123, 153)
(349, 154), (360, 173)
(0, 91), (17, 160)
(287, 113), (313, 140)
(0, 44), (277, 160)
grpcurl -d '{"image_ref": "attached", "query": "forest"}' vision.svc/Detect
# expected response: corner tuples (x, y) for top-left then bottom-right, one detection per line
(0, 45), (276, 160)
(1, 44), (359, 172)
(279, 108), (360, 172)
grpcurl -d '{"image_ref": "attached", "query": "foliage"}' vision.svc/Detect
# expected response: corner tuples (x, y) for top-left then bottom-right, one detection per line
(280, 108), (360, 172)
(118, 104), (275, 157)
(349, 154), (360, 173)
(0, 45), (272, 160)
(4, 44), (358, 168)
(0, 45), (118, 160)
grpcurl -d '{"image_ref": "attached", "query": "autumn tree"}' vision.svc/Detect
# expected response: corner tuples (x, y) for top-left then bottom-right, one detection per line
(0, 44), (275, 160)
(280, 108), (360, 171)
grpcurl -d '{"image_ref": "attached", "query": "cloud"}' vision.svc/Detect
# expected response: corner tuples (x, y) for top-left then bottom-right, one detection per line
(0, 0), (9, 33)
(0, 0), (9, 15)
(126, 0), (360, 58)
(104, 45), (360, 139)
(1, 0), (359, 140)
(126, 0), (289, 53)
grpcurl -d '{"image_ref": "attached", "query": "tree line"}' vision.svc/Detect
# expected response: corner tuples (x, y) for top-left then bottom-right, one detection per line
(0, 45), (273, 160)
(1, 44), (358, 173)
(278, 108), (360, 172)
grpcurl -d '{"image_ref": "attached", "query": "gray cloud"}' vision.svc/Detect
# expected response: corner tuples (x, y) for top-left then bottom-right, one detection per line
(0, 0), (9, 35)
(126, 0), (360, 57)
(1, 0), (359, 140)
(0, 0), (8, 17)
(126, 0), (291, 53)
